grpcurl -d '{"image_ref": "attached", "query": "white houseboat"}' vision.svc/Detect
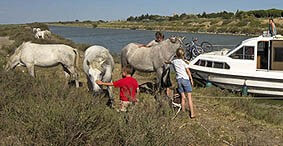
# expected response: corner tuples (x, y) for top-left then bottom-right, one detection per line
(189, 34), (283, 96)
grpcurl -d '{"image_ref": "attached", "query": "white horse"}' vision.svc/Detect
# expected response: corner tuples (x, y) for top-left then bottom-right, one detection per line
(5, 42), (80, 87)
(83, 45), (114, 103)
(32, 27), (41, 33)
(35, 30), (51, 39)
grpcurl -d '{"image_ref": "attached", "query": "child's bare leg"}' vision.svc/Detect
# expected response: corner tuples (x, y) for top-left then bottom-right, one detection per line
(180, 92), (186, 112)
(166, 88), (171, 97)
(187, 92), (195, 118)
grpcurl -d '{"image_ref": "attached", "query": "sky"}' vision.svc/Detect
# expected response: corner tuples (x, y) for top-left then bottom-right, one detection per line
(0, 0), (282, 24)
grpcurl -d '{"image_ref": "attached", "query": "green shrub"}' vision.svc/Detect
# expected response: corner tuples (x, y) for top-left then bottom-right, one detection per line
(235, 21), (249, 27)
(92, 23), (98, 28)
(27, 22), (49, 30)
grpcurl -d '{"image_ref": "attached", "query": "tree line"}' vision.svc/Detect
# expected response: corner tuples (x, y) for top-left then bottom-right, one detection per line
(127, 9), (283, 21)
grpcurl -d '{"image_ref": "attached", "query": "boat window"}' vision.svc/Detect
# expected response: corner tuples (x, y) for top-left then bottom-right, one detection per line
(227, 42), (242, 54)
(229, 47), (243, 59)
(213, 62), (223, 69)
(195, 60), (230, 70)
(194, 59), (201, 65)
(229, 46), (254, 60)
(206, 61), (212, 67)
(244, 46), (254, 60)
(200, 60), (206, 66)
(274, 47), (283, 61)
(224, 63), (230, 69)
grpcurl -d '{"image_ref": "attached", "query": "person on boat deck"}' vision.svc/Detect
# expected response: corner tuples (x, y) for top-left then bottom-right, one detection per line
(269, 18), (277, 36)
(138, 31), (164, 47)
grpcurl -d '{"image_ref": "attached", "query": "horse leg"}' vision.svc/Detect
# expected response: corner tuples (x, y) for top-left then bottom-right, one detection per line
(62, 65), (71, 78)
(106, 84), (114, 107)
(26, 64), (35, 77)
(131, 68), (136, 76)
(156, 67), (163, 90)
(86, 74), (93, 91)
(65, 65), (79, 88)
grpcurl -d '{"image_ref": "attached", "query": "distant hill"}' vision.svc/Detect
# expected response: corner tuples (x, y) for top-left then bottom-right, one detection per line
(126, 9), (283, 22)
(47, 9), (283, 36)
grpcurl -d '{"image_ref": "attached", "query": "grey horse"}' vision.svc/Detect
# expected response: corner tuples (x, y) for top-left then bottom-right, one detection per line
(121, 36), (184, 89)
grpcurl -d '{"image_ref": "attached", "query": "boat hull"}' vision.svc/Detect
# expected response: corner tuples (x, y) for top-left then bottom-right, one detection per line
(191, 69), (283, 96)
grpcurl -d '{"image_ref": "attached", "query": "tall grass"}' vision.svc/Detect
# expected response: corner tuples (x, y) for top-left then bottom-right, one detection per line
(0, 68), (204, 145)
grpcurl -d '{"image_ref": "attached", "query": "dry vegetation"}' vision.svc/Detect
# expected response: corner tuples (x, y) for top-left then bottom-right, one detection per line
(0, 24), (282, 145)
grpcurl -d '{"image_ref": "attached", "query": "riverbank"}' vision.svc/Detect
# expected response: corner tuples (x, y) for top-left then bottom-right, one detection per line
(0, 24), (282, 145)
(47, 17), (283, 36)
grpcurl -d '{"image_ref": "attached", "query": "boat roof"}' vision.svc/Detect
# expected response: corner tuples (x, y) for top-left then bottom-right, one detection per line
(243, 35), (283, 44)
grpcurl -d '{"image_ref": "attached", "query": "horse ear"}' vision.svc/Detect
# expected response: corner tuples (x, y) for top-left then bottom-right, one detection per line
(100, 59), (106, 66)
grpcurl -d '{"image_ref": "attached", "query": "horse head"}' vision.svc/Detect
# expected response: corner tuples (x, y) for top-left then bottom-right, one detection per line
(87, 58), (107, 92)
(169, 36), (185, 46)
(161, 36), (186, 56)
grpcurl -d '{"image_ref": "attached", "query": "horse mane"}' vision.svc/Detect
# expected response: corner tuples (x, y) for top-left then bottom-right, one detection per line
(9, 41), (29, 56)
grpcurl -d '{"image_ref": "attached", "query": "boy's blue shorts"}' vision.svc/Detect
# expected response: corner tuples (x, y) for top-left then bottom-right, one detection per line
(177, 78), (192, 93)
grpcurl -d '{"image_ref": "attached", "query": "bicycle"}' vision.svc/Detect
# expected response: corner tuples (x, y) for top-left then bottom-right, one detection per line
(184, 37), (213, 60)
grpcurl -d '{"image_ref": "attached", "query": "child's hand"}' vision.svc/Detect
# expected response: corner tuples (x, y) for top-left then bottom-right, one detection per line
(96, 80), (103, 85)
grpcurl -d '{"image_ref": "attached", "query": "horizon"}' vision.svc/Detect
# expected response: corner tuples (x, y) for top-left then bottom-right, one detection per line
(0, 0), (283, 24)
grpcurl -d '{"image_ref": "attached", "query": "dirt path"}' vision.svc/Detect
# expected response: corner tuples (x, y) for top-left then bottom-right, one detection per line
(172, 97), (283, 145)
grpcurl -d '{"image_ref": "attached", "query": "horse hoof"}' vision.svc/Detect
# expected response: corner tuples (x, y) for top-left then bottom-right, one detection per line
(106, 99), (114, 108)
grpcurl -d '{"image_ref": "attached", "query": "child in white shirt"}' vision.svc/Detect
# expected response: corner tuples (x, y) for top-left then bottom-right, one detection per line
(166, 48), (195, 118)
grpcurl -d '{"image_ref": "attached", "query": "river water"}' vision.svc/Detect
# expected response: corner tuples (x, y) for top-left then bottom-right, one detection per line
(49, 26), (250, 53)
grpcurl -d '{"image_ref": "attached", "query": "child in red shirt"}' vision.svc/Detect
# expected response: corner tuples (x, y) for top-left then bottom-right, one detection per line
(96, 65), (138, 111)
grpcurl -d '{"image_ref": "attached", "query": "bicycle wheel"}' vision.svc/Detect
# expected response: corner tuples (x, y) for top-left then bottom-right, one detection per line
(192, 46), (200, 57)
(184, 45), (192, 60)
(201, 41), (213, 52)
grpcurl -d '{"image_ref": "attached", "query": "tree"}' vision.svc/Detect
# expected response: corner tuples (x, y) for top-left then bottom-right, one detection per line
(201, 12), (207, 18)
(127, 16), (135, 21)
(180, 13), (187, 19)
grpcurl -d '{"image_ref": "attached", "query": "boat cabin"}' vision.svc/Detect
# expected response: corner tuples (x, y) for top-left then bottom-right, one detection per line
(226, 35), (283, 71)
(189, 34), (283, 96)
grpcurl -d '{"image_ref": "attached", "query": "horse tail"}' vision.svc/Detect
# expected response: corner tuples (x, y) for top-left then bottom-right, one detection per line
(121, 48), (128, 69)
(73, 49), (79, 69)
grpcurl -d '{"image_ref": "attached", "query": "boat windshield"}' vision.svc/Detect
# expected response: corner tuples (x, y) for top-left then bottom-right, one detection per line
(227, 42), (242, 54)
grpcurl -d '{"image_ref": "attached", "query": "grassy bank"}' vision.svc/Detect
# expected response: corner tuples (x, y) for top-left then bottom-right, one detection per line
(48, 17), (283, 36)
(0, 24), (283, 145)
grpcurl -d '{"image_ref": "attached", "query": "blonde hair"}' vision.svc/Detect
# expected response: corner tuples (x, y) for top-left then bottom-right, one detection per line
(176, 48), (185, 59)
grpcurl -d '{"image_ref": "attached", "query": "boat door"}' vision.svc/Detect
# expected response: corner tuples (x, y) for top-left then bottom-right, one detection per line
(271, 40), (283, 70)
(257, 41), (269, 69)
(257, 40), (283, 70)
